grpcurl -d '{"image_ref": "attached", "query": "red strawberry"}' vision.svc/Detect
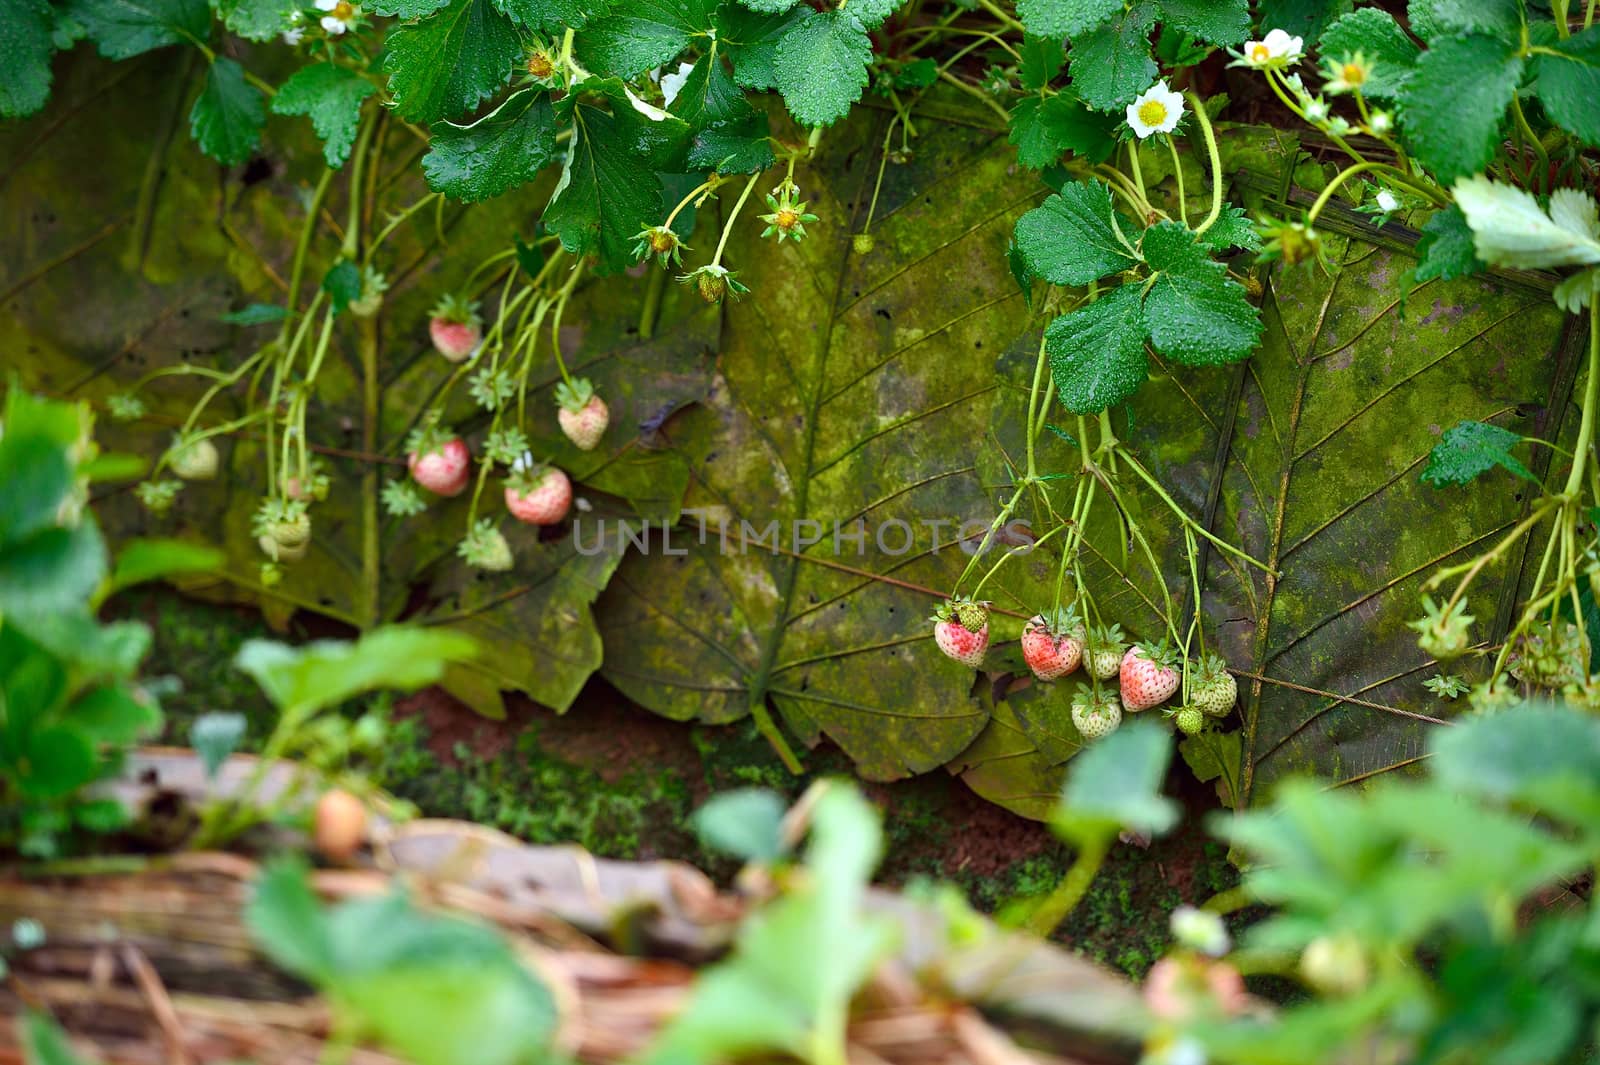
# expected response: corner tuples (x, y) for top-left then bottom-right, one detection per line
(932, 597), (989, 668)
(505, 463), (571, 525)
(555, 378), (609, 451)
(428, 294), (482, 363)
(1120, 641), (1181, 711)
(1020, 606), (1084, 681)
(408, 437), (471, 497)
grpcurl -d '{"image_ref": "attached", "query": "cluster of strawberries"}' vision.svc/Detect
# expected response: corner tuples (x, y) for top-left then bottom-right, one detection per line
(932, 596), (1237, 742)
(402, 298), (614, 567)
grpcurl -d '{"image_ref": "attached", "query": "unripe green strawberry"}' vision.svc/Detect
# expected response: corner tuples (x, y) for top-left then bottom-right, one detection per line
(1069, 684), (1121, 740)
(1170, 704), (1205, 735)
(169, 435), (219, 480)
(1407, 594), (1473, 661)
(1192, 653), (1238, 717)
(1084, 623), (1127, 680)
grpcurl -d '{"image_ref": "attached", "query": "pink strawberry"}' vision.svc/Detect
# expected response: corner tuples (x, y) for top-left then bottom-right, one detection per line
(408, 437), (471, 497)
(932, 597), (990, 668)
(428, 294), (482, 363)
(1020, 606), (1084, 681)
(1120, 641), (1181, 712)
(505, 463), (571, 525)
(555, 378), (609, 451)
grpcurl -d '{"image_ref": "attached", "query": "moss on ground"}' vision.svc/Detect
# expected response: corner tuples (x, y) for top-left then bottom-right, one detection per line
(120, 587), (1243, 979)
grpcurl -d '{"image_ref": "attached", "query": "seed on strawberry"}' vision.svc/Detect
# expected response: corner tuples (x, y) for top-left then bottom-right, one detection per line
(428, 294), (483, 363)
(1070, 683), (1122, 740)
(505, 460), (572, 525)
(555, 378), (610, 451)
(1021, 605), (1084, 681)
(406, 420), (471, 497)
(1084, 623), (1127, 680)
(1120, 640), (1181, 712)
(932, 597), (990, 668)
(169, 435), (219, 480)
(1192, 653), (1238, 717)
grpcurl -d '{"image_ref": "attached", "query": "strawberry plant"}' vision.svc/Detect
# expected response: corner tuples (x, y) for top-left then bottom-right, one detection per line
(8, 0), (1600, 819)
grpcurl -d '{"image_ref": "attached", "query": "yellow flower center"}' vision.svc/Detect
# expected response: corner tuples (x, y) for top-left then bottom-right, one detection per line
(1249, 43), (1271, 62)
(331, 2), (354, 18)
(1340, 62), (1366, 85)
(776, 209), (800, 230)
(1137, 99), (1169, 128)
(527, 52), (553, 77)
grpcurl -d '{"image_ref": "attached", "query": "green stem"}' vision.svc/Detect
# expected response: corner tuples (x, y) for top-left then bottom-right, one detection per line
(711, 172), (761, 267)
(1184, 91), (1224, 236)
(1021, 835), (1110, 936)
(1116, 452), (1276, 574)
(1165, 133), (1188, 226)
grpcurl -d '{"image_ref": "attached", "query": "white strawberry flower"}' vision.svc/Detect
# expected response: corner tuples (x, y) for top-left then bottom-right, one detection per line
(659, 61), (694, 106)
(1236, 28), (1304, 69)
(315, 0), (359, 34)
(1126, 80), (1184, 139)
(282, 25), (304, 43)
(1368, 109), (1393, 134)
(1304, 97), (1330, 123)
(1375, 189), (1400, 213)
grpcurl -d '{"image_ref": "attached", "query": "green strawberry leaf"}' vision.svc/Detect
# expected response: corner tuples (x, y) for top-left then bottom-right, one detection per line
(321, 259), (361, 314)
(214, 0), (289, 39)
(68, 0), (209, 59)
(1007, 94), (1117, 169)
(1317, 8), (1419, 100)
(1407, 0), (1520, 39)
(1018, 34), (1065, 90)
(735, 0), (794, 13)
(492, 0), (609, 31)
(1157, 0), (1248, 47)
(367, 0), (451, 16)
(189, 58), (266, 166)
(1452, 177), (1600, 271)
(1012, 179), (1136, 287)
(686, 112), (775, 173)
(667, 50), (751, 129)
(1397, 34), (1524, 184)
(1046, 284), (1149, 414)
(1198, 204), (1262, 253)
(545, 81), (690, 273)
(1412, 203), (1483, 283)
(383, 0), (519, 124)
(573, 0), (714, 78)
(1532, 26), (1600, 148)
(714, 3), (807, 89)
(773, 9), (872, 128)
(1420, 420), (1536, 487)
(1254, 0), (1350, 42)
(271, 62), (377, 169)
(422, 88), (557, 202)
(844, 0), (902, 31)
(1054, 719), (1178, 843)
(1140, 220), (1263, 366)
(0, 0), (57, 119)
(1065, 2), (1158, 111)
(1015, 0), (1119, 39)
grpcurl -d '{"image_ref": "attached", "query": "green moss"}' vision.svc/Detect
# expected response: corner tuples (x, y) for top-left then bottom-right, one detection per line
(120, 587), (1244, 982)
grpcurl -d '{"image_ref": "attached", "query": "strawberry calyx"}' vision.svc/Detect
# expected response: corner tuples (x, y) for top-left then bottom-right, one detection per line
(1129, 638), (1180, 672)
(1086, 621), (1126, 655)
(404, 414), (457, 458)
(554, 377), (597, 412)
(1027, 603), (1083, 638)
(505, 459), (557, 495)
(932, 595), (989, 633)
(428, 293), (482, 327)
